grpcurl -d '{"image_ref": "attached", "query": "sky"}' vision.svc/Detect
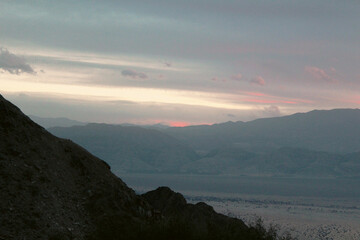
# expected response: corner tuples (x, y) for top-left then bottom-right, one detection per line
(1, 0), (360, 126)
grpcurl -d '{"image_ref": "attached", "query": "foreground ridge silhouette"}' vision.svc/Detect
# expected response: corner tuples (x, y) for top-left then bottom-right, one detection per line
(0, 94), (292, 240)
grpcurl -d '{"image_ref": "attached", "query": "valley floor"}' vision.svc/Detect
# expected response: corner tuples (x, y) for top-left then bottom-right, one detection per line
(187, 193), (360, 240)
(119, 173), (360, 240)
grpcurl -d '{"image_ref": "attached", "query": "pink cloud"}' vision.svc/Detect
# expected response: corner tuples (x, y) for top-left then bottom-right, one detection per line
(305, 66), (337, 83)
(231, 73), (243, 81)
(211, 77), (227, 82)
(330, 67), (336, 74)
(343, 96), (360, 105)
(251, 76), (266, 86)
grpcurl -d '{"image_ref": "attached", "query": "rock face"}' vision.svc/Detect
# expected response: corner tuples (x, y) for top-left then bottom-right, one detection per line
(0, 94), (152, 239)
(0, 94), (280, 240)
(142, 187), (265, 240)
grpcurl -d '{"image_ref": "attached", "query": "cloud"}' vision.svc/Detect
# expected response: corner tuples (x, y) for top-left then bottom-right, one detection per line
(244, 98), (296, 104)
(231, 73), (243, 81)
(251, 76), (266, 86)
(157, 74), (166, 79)
(227, 113), (236, 118)
(164, 62), (172, 67)
(305, 66), (336, 83)
(211, 77), (226, 82)
(0, 48), (36, 75)
(121, 69), (148, 79)
(263, 105), (281, 117)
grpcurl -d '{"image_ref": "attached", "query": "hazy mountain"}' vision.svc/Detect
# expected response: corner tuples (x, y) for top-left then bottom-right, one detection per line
(29, 115), (87, 128)
(47, 109), (360, 177)
(49, 124), (199, 173)
(182, 146), (360, 177)
(165, 109), (360, 154)
(180, 147), (256, 175)
(0, 93), (276, 239)
(29, 115), (169, 130)
(120, 122), (170, 130)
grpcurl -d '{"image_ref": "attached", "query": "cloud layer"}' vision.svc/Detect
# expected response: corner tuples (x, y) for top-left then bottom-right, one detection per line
(0, 1), (360, 124)
(251, 76), (266, 86)
(121, 69), (148, 79)
(305, 66), (337, 83)
(0, 48), (35, 75)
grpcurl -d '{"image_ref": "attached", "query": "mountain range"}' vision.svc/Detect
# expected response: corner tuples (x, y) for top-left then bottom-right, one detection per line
(49, 109), (360, 177)
(164, 109), (360, 154)
(49, 123), (198, 174)
(28, 115), (88, 128)
(30, 115), (170, 130)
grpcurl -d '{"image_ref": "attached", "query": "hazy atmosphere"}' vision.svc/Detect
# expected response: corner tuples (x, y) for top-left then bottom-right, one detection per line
(2, 1), (360, 239)
(1, 0), (360, 126)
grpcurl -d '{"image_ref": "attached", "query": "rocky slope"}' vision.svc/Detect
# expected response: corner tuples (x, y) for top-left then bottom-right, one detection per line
(0, 94), (280, 239)
(0, 94), (155, 239)
(142, 187), (260, 240)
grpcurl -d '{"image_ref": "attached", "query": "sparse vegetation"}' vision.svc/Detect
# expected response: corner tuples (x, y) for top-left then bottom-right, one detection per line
(89, 216), (297, 240)
(251, 217), (297, 240)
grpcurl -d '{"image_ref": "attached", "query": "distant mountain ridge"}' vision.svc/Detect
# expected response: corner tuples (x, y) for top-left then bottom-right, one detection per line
(164, 108), (360, 154)
(29, 115), (88, 128)
(47, 108), (360, 178)
(181, 147), (360, 177)
(29, 115), (170, 130)
(49, 123), (199, 173)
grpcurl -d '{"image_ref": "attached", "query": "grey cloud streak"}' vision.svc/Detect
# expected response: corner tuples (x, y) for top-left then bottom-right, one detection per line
(0, 48), (35, 75)
(4, 93), (289, 125)
(121, 69), (148, 79)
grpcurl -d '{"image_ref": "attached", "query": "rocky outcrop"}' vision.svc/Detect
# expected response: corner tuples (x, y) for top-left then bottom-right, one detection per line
(143, 187), (266, 240)
(0, 94), (287, 240)
(0, 94), (152, 239)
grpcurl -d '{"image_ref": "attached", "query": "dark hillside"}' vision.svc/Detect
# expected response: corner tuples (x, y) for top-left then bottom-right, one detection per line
(0, 94), (288, 239)
(142, 187), (275, 240)
(0, 94), (152, 239)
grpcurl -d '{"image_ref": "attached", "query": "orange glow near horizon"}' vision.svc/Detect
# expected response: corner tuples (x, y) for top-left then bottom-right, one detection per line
(168, 121), (191, 127)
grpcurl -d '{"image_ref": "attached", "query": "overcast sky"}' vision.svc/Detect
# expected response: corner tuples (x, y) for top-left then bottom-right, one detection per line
(1, 0), (360, 126)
